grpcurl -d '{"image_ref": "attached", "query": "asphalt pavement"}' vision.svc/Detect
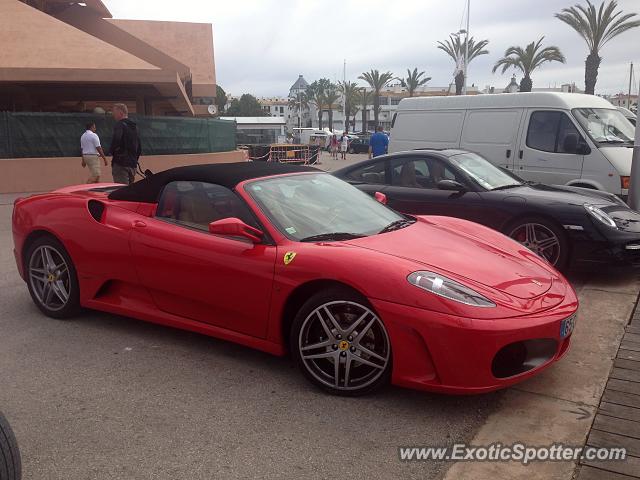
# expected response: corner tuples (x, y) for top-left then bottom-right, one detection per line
(0, 174), (498, 480)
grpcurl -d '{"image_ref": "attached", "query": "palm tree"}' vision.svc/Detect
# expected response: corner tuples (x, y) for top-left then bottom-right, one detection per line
(338, 81), (360, 133)
(556, 1), (640, 95)
(306, 81), (326, 129)
(492, 37), (566, 92)
(287, 91), (309, 128)
(355, 88), (372, 133)
(437, 35), (489, 95)
(397, 68), (431, 97)
(324, 85), (340, 132)
(358, 69), (394, 127)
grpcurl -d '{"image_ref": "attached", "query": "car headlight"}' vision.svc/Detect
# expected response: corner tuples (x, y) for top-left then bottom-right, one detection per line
(584, 204), (618, 229)
(407, 271), (496, 307)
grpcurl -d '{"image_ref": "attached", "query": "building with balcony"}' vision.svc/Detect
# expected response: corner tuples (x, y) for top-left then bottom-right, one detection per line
(0, 0), (217, 116)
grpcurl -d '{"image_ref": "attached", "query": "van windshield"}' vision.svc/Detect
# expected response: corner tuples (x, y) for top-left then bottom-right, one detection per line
(572, 108), (634, 145)
(448, 152), (523, 191)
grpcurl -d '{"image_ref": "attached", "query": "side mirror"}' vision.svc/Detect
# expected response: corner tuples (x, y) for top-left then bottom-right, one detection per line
(209, 217), (263, 243)
(374, 191), (387, 204)
(576, 143), (591, 155)
(437, 179), (466, 192)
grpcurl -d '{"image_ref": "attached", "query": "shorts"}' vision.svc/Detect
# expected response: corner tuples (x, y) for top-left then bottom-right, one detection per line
(112, 163), (137, 185)
(83, 155), (101, 178)
(340, 144), (348, 152)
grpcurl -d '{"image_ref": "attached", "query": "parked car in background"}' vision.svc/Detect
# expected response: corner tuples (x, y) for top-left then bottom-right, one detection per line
(12, 162), (578, 396)
(617, 106), (637, 127)
(347, 137), (369, 154)
(0, 411), (21, 480)
(334, 149), (640, 271)
(390, 92), (635, 198)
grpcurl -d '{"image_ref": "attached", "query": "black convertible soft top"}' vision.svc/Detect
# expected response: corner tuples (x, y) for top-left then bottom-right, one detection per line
(108, 162), (319, 203)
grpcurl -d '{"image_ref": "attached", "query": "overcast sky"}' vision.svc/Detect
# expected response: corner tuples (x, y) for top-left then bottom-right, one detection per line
(104, 0), (640, 97)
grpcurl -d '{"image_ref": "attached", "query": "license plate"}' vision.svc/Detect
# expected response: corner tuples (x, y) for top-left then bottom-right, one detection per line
(560, 314), (576, 339)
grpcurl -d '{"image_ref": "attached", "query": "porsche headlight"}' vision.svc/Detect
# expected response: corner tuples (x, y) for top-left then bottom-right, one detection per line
(407, 271), (496, 307)
(584, 204), (617, 229)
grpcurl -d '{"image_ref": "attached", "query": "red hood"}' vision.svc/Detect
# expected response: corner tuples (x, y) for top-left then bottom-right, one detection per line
(345, 217), (556, 300)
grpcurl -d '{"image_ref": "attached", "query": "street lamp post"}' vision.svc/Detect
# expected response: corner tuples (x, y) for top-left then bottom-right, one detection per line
(463, 0), (470, 95)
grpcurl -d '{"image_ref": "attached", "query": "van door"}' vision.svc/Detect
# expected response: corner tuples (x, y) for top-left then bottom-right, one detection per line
(515, 110), (586, 185)
(460, 108), (523, 171)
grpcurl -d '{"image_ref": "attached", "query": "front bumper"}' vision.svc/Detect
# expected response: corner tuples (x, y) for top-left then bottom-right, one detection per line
(371, 293), (578, 394)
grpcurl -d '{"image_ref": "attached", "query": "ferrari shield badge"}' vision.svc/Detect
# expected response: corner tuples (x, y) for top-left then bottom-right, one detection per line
(283, 251), (297, 265)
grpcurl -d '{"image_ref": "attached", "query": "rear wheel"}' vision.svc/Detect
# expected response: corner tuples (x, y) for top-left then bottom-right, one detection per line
(0, 411), (21, 480)
(505, 217), (568, 270)
(290, 288), (391, 396)
(348, 147), (355, 154)
(25, 236), (80, 319)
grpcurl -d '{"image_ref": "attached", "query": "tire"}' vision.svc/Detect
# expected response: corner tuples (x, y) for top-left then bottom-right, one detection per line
(348, 148), (355, 154)
(0, 411), (21, 480)
(25, 235), (80, 319)
(504, 216), (569, 270)
(290, 287), (392, 396)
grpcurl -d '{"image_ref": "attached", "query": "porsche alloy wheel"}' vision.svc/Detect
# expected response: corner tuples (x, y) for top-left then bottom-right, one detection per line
(292, 290), (391, 396)
(507, 218), (567, 269)
(26, 237), (80, 319)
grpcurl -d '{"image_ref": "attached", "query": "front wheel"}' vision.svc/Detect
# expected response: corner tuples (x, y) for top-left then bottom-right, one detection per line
(505, 217), (568, 270)
(290, 288), (392, 396)
(0, 411), (22, 480)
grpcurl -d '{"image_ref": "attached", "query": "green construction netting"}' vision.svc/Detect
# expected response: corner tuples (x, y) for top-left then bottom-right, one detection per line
(0, 112), (236, 158)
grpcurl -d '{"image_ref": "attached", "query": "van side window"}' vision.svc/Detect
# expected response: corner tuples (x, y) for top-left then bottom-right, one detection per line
(527, 111), (583, 154)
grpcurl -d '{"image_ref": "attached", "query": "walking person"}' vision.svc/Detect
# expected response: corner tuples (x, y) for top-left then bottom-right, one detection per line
(340, 132), (349, 160)
(80, 121), (108, 183)
(330, 134), (338, 159)
(368, 125), (389, 159)
(110, 103), (142, 185)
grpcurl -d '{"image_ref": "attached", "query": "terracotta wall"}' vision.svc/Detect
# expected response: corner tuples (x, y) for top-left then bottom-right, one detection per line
(0, 151), (246, 193)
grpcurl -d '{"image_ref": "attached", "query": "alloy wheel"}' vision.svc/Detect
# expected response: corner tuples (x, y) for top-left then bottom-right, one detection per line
(28, 245), (71, 311)
(298, 301), (390, 391)
(509, 222), (561, 266)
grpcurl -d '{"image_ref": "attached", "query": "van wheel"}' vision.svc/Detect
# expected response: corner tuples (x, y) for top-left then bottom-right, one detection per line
(0, 411), (22, 480)
(505, 216), (568, 270)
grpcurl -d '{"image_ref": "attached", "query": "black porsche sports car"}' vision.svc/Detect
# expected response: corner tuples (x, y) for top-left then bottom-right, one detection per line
(333, 149), (640, 270)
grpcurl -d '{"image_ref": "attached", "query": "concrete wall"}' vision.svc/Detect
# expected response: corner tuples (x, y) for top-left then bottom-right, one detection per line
(0, 151), (245, 193)
(0, 0), (158, 70)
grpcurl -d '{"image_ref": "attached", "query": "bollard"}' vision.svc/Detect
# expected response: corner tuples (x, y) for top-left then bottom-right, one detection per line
(628, 116), (640, 211)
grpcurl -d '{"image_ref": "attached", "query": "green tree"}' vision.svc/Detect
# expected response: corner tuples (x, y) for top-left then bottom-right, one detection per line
(358, 70), (394, 127)
(355, 88), (372, 132)
(306, 80), (327, 129)
(397, 68), (431, 97)
(556, 0), (640, 94)
(288, 90), (309, 128)
(225, 94), (267, 116)
(339, 81), (360, 133)
(492, 37), (566, 92)
(324, 85), (340, 132)
(437, 36), (489, 95)
(215, 85), (227, 115)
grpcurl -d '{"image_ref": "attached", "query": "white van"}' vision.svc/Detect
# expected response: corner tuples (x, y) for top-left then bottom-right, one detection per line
(390, 92), (635, 197)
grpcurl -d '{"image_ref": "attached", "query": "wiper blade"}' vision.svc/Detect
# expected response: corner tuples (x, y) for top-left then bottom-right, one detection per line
(378, 219), (415, 234)
(299, 232), (365, 242)
(491, 183), (522, 191)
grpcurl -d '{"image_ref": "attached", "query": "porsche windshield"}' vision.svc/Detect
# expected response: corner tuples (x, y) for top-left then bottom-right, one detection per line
(246, 173), (403, 241)
(573, 108), (634, 144)
(448, 152), (523, 190)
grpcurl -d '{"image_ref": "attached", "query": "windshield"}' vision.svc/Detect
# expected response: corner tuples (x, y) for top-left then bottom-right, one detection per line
(245, 173), (403, 241)
(448, 152), (523, 190)
(573, 108), (635, 144)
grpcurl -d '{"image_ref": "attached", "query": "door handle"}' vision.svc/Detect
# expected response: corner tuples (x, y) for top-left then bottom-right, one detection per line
(133, 220), (147, 228)
(506, 149), (511, 158)
(518, 150), (523, 159)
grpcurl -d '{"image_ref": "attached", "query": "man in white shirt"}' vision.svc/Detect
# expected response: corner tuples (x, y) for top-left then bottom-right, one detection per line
(80, 122), (107, 183)
(340, 132), (349, 160)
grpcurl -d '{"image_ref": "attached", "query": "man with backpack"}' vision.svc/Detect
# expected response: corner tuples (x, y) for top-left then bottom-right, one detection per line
(110, 103), (142, 185)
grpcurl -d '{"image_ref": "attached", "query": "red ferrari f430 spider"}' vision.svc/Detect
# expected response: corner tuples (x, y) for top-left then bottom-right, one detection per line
(12, 162), (578, 395)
